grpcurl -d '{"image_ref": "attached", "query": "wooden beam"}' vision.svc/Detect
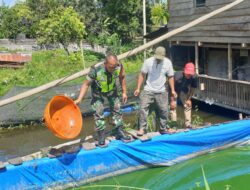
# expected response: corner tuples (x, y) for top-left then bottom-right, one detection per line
(228, 43), (233, 80)
(0, 64), (24, 69)
(195, 42), (199, 74)
(168, 36), (250, 44)
(0, 0), (245, 107)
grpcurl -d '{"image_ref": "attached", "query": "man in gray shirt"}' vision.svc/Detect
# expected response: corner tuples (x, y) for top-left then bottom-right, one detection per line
(134, 46), (177, 135)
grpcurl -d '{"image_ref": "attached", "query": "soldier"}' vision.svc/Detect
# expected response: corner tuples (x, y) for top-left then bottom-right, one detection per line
(75, 54), (131, 146)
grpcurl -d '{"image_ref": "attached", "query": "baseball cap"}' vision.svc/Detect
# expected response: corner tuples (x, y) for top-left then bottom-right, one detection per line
(154, 46), (166, 60)
(184, 62), (195, 75)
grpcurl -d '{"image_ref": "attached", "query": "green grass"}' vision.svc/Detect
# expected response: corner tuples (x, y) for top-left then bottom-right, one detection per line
(0, 48), (144, 96)
(0, 49), (105, 96)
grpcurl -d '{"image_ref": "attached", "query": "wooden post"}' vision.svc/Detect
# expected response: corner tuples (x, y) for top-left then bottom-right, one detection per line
(195, 42), (199, 74)
(169, 41), (173, 61)
(80, 40), (85, 69)
(143, 0), (147, 60)
(228, 43), (232, 80)
(0, 0), (245, 107)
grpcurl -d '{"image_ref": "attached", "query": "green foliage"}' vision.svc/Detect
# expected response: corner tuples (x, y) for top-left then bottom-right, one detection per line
(12, 3), (33, 37)
(192, 105), (204, 127)
(122, 56), (143, 74)
(150, 3), (169, 27)
(1, 0), (168, 45)
(0, 6), (8, 38)
(100, 0), (142, 43)
(0, 3), (33, 38)
(0, 7), (19, 38)
(37, 6), (86, 54)
(0, 49), (104, 96)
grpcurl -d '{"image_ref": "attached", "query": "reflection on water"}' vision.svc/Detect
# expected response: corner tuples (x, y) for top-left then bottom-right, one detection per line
(0, 113), (138, 162)
(81, 145), (250, 190)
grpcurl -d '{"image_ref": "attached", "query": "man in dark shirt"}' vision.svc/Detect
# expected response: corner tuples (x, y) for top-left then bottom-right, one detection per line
(170, 62), (198, 128)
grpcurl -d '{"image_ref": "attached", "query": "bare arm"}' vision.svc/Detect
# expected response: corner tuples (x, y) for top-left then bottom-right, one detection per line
(74, 80), (91, 104)
(119, 66), (127, 103)
(134, 72), (145, 96)
(119, 66), (127, 95)
(168, 76), (177, 98)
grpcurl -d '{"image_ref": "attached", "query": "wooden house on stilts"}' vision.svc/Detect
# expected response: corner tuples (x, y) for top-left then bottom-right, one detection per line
(168, 0), (250, 114)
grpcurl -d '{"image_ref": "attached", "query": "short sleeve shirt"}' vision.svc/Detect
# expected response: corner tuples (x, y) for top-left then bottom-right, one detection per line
(142, 57), (174, 93)
(174, 71), (198, 94)
(86, 64), (122, 97)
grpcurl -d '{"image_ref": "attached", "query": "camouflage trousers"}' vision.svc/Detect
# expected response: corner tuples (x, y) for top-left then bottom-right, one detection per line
(91, 96), (123, 131)
(139, 90), (169, 131)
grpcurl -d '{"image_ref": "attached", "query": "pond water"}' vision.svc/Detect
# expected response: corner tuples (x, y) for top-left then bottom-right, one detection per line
(77, 145), (250, 190)
(0, 101), (245, 190)
(0, 102), (234, 162)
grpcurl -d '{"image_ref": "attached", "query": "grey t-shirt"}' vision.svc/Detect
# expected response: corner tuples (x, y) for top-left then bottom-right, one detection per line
(141, 57), (174, 93)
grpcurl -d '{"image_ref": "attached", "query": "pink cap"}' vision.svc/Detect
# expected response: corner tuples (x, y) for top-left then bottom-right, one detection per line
(184, 62), (195, 75)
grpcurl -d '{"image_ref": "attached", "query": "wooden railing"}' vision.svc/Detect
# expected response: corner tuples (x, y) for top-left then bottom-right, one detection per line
(194, 75), (250, 114)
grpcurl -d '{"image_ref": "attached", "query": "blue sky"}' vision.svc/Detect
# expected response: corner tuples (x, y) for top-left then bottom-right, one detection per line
(0, 0), (16, 7)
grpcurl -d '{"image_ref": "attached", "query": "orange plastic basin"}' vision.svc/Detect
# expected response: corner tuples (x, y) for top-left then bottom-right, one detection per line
(44, 95), (82, 139)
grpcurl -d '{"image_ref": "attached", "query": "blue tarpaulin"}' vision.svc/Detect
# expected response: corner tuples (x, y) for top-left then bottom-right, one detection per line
(0, 119), (250, 189)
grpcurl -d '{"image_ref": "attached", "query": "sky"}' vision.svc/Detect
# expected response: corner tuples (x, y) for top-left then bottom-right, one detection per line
(0, 0), (17, 7)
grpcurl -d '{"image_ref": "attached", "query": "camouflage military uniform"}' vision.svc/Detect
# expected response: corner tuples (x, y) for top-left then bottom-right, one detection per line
(87, 64), (123, 131)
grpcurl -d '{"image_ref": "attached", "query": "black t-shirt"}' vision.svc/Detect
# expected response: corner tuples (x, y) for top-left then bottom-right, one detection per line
(174, 71), (198, 94)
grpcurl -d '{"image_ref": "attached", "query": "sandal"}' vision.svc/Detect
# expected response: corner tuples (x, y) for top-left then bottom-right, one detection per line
(159, 128), (176, 135)
(137, 128), (146, 136)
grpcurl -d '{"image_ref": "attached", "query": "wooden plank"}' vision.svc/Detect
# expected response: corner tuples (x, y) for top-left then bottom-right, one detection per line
(170, 0), (192, 5)
(172, 30), (250, 38)
(169, 0), (194, 10)
(169, 15), (250, 29)
(183, 23), (250, 32)
(0, 64), (24, 69)
(169, 1), (250, 17)
(0, 161), (6, 170)
(125, 129), (151, 142)
(0, 53), (31, 63)
(206, 0), (235, 6)
(195, 42), (199, 74)
(228, 44), (232, 80)
(170, 7), (250, 24)
(81, 142), (96, 150)
(168, 36), (250, 43)
(8, 157), (23, 165)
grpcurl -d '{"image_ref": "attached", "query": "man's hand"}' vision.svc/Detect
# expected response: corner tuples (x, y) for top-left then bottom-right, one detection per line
(170, 100), (177, 110)
(171, 90), (177, 99)
(185, 99), (192, 107)
(74, 99), (81, 105)
(134, 89), (140, 97)
(122, 92), (128, 104)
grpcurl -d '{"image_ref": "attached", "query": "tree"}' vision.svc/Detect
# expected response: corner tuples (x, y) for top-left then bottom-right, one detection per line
(37, 6), (86, 54)
(150, 2), (169, 27)
(99, 0), (143, 43)
(59, 0), (102, 36)
(12, 3), (33, 37)
(0, 5), (8, 38)
(0, 3), (33, 39)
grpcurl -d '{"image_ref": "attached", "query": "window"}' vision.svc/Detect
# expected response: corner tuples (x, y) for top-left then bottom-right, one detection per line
(196, 0), (206, 7)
